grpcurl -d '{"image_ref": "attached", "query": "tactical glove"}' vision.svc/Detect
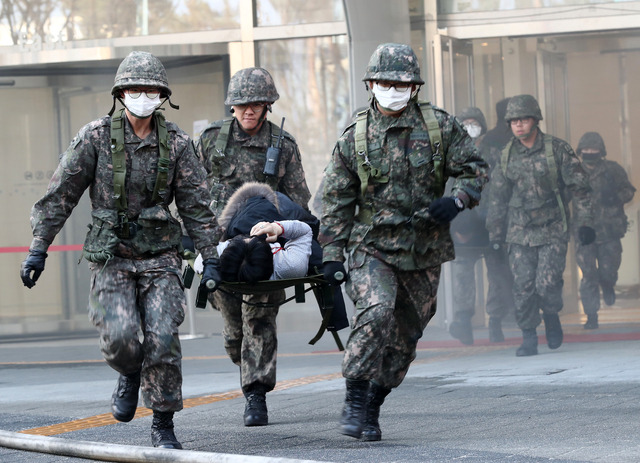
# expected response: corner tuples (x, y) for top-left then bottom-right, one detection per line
(181, 235), (196, 253)
(578, 226), (596, 246)
(429, 197), (463, 224)
(323, 261), (347, 286)
(20, 250), (48, 289)
(200, 258), (222, 292)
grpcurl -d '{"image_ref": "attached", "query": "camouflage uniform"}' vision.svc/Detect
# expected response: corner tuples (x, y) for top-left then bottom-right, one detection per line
(449, 107), (515, 344)
(486, 102), (593, 333)
(26, 52), (220, 414)
(196, 67), (311, 394)
(573, 132), (635, 317)
(321, 78), (488, 389)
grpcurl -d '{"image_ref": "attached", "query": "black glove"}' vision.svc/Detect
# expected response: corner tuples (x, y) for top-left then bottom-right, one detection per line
(200, 258), (222, 292)
(20, 250), (48, 289)
(429, 197), (462, 224)
(578, 226), (596, 246)
(323, 261), (347, 286)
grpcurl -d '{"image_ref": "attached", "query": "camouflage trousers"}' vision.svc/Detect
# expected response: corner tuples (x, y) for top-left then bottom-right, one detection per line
(508, 242), (568, 330)
(211, 289), (284, 392)
(576, 239), (622, 314)
(87, 251), (185, 412)
(451, 247), (515, 321)
(343, 250), (439, 390)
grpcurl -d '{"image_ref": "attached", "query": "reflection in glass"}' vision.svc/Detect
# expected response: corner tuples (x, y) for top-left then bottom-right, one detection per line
(257, 36), (349, 196)
(255, 0), (345, 26)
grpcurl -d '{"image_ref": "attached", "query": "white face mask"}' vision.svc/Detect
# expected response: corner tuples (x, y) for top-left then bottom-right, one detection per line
(464, 122), (482, 139)
(371, 83), (412, 112)
(123, 93), (162, 118)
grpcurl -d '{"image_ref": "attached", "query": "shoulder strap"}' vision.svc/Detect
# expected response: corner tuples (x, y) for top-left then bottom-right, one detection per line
(213, 118), (233, 155)
(354, 109), (371, 199)
(544, 134), (568, 232)
(501, 139), (514, 176)
(110, 109), (127, 214)
(418, 102), (444, 190)
(151, 110), (170, 204)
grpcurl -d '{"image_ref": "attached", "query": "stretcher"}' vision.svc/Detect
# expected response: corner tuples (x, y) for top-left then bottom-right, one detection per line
(182, 264), (347, 350)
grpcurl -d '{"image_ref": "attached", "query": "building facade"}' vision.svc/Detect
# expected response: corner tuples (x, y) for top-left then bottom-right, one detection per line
(1, 0), (639, 335)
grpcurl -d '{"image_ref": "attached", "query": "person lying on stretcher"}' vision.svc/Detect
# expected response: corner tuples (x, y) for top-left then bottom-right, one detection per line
(194, 219), (312, 283)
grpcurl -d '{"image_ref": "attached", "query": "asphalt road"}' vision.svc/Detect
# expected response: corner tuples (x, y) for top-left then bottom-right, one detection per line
(1, 304), (639, 463)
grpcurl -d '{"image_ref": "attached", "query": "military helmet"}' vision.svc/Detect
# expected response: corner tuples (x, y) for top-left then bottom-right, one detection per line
(225, 67), (279, 106)
(577, 131), (607, 157)
(362, 43), (425, 85)
(505, 94), (543, 121)
(111, 51), (171, 97)
(457, 107), (487, 134)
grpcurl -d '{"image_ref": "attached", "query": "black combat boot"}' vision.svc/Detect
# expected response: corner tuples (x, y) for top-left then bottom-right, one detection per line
(111, 371), (140, 422)
(449, 315), (474, 345)
(584, 313), (599, 330)
(543, 313), (563, 349)
(488, 317), (505, 343)
(244, 384), (268, 426)
(362, 382), (391, 441)
(602, 285), (616, 306)
(339, 379), (369, 438)
(151, 411), (182, 449)
(516, 329), (538, 357)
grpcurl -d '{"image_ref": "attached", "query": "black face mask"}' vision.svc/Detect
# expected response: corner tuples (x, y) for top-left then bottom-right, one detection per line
(581, 152), (602, 162)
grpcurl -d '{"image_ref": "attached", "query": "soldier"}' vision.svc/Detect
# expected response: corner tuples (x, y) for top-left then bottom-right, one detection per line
(320, 43), (488, 441)
(19, 51), (222, 449)
(574, 132), (635, 329)
(196, 67), (311, 426)
(449, 107), (515, 345)
(486, 94), (595, 357)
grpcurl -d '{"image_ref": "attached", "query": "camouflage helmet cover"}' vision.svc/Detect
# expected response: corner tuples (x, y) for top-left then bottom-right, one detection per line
(225, 67), (279, 106)
(362, 43), (425, 85)
(111, 51), (171, 97)
(505, 94), (543, 121)
(457, 106), (487, 134)
(577, 131), (607, 157)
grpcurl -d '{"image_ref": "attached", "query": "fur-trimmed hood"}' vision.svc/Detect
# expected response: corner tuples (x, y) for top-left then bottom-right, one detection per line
(219, 182), (280, 231)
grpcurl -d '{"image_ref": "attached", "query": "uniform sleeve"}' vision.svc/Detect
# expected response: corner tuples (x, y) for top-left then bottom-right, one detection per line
(272, 220), (312, 279)
(609, 162), (636, 204)
(279, 139), (312, 210)
(442, 113), (489, 208)
(559, 140), (593, 227)
(173, 137), (222, 259)
(29, 129), (97, 252)
(318, 137), (359, 262)
(485, 157), (512, 243)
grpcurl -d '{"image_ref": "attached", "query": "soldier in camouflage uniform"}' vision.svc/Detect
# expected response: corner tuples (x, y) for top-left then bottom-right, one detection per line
(449, 107), (515, 345)
(574, 132), (635, 329)
(319, 43), (488, 441)
(19, 51), (222, 450)
(486, 94), (595, 357)
(196, 67), (311, 427)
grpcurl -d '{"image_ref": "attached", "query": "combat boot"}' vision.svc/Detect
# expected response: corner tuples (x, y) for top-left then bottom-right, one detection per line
(543, 313), (563, 349)
(339, 379), (369, 438)
(516, 329), (538, 357)
(111, 371), (140, 422)
(602, 285), (616, 306)
(361, 382), (391, 441)
(449, 315), (474, 345)
(488, 317), (505, 343)
(584, 313), (599, 330)
(151, 411), (182, 449)
(243, 384), (268, 426)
